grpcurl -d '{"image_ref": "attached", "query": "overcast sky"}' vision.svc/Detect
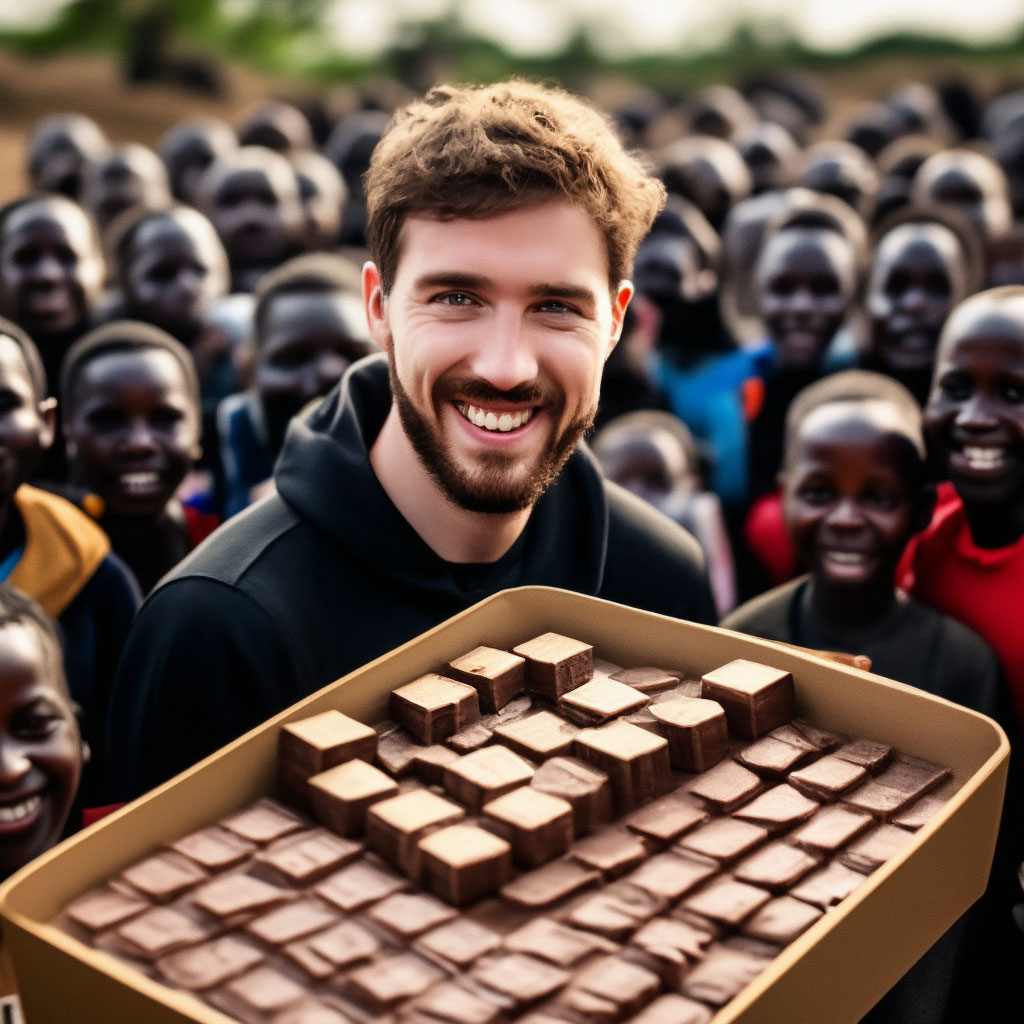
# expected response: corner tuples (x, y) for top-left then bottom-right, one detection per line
(3, 0), (1024, 58)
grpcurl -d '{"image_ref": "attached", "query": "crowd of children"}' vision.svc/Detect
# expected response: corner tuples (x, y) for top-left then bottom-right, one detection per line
(0, 74), (1020, 1018)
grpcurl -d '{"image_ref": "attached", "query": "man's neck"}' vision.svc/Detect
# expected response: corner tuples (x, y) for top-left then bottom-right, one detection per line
(369, 406), (532, 564)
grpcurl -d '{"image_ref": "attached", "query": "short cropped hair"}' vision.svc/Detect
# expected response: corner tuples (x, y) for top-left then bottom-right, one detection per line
(60, 320), (201, 420)
(0, 583), (66, 688)
(0, 315), (48, 401)
(785, 369), (926, 466)
(253, 253), (365, 343)
(365, 80), (667, 294)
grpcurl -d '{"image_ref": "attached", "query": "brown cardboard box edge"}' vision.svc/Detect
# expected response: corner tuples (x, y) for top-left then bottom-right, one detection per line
(0, 586), (1009, 1024)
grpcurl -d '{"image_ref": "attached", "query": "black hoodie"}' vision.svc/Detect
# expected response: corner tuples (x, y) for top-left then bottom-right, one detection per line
(105, 355), (714, 800)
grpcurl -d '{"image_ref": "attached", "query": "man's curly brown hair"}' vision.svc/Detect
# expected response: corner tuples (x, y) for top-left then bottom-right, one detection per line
(365, 80), (666, 294)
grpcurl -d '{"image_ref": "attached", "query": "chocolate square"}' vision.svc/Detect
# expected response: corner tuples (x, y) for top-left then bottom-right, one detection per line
(446, 721), (494, 754)
(609, 667), (680, 694)
(790, 861), (866, 909)
(839, 823), (916, 874)
(499, 858), (601, 908)
(417, 824), (513, 905)
(348, 952), (444, 1010)
(892, 794), (949, 831)
(245, 898), (339, 945)
(513, 633), (594, 700)
(733, 840), (820, 892)
(788, 754), (868, 801)
(308, 758), (399, 836)
(530, 756), (613, 836)
(573, 720), (671, 810)
(192, 872), (290, 920)
(789, 805), (873, 855)
(732, 784), (820, 831)
(470, 952), (570, 1007)
(221, 965), (307, 1014)
(411, 744), (462, 785)
(565, 882), (665, 939)
(679, 943), (773, 1007)
(676, 817), (768, 864)
(571, 826), (647, 878)
(365, 789), (465, 875)
(170, 826), (257, 872)
(504, 918), (616, 966)
(414, 918), (501, 969)
(443, 746), (535, 812)
(306, 919), (381, 969)
(558, 677), (649, 725)
(482, 786), (573, 867)
(685, 759), (762, 813)
(493, 710), (578, 761)
(624, 850), (718, 901)
(628, 994), (712, 1024)
(221, 798), (307, 845)
(366, 891), (457, 938)
(252, 828), (363, 886)
(649, 698), (728, 773)
(624, 792), (708, 843)
(314, 859), (407, 911)
(407, 981), (503, 1024)
(156, 934), (264, 990)
(834, 739), (892, 773)
(701, 660), (795, 739)
(681, 876), (772, 927)
(119, 851), (208, 903)
(279, 709), (377, 778)
(115, 906), (215, 960)
(446, 646), (527, 713)
(64, 886), (150, 932)
(734, 736), (808, 777)
(741, 895), (824, 945)
(392, 674), (480, 745)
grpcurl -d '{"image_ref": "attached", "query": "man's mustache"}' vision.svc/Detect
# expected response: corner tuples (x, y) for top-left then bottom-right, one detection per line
(441, 378), (549, 406)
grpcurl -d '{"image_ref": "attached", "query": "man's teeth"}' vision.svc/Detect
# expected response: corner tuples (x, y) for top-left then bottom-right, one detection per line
(121, 472), (160, 494)
(962, 446), (1005, 468)
(461, 404), (535, 432)
(0, 794), (40, 823)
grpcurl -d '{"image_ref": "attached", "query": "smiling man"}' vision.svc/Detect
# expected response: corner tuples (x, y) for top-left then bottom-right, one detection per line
(105, 80), (715, 799)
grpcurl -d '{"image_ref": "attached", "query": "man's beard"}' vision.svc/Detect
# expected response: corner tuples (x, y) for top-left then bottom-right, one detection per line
(386, 349), (594, 515)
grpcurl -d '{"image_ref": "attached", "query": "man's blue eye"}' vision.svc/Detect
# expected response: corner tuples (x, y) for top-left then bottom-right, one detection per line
(440, 293), (473, 306)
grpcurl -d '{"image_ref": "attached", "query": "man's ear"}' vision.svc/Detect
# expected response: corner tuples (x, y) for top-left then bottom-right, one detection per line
(914, 481), (938, 534)
(362, 261), (391, 353)
(39, 396), (57, 451)
(607, 279), (635, 357)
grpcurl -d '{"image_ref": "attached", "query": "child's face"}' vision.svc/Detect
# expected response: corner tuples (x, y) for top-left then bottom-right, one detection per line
(596, 429), (695, 520)
(68, 349), (200, 518)
(123, 213), (228, 339)
(207, 160), (299, 271)
(784, 404), (922, 591)
(926, 302), (1024, 511)
(0, 199), (103, 339)
(0, 622), (81, 880)
(83, 146), (169, 232)
(868, 224), (966, 373)
(0, 336), (53, 504)
(916, 156), (1012, 239)
(256, 291), (367, 439)
(757, 229), (854, 369)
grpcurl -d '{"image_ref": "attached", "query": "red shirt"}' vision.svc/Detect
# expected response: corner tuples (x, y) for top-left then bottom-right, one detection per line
(899, 482), (1024, 727)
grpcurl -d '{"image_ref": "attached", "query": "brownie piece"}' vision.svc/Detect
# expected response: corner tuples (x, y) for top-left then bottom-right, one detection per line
(170, 826), (257, 872)
(217, 965), (308, 1017)
(609, 667), (680, 694)
(407, 980), (503, 1024)
(770, 721), (838, 753)
(531, 756), (613, 836)
(366, 891), (457, 938)
(504, 917), (616, 966)
(741, 895), (824, 945)
(392, 675), (480, 746)
(790, 861), (866, 909)
(446, 646), (527, 713)
(493, 710), (578, 762)
(565, 882), (665, 939)
(573, 721), (671, 810)
(649, 698), (728, 773)
(192, 873), (290, 920)
(470, 952), (570, 1007)
(483, 786), (574, 867)
(446, 721), (495, 754)
(571, 826), (647, 878)
(308, 758), (399, 836)
(252, 828), (363, 887)
(734, 736), (809, 777)
(680, 944), (773, 1006)
(732, 784), (819, 831)
(558, 677), (650, 725)
(624, 792), (708, 844)
(499, 858), (601, 908)
(376, 727), (425, 777)
(222, 798), (307, 845)
(681, 876), (772, 926)
(701, 660), (795, 739)
(842, 780), (918, 822)
(513, 633), (594, 700)
(417, 824), (513, 905)
(631, 916), (714, 980)
(788, 805), (873, 855)
(833, 739), (892, 773)
(305, 919), (381, 969)
(414, 918), (501, 970)
(686, 759), (762, 813)
(279, 709), (377, 783)
(444, 747), (535, 813)
(558, 954), (661, 1019)
(787, 755), (868, 801)
(64, 886), (150, 932)
(873, 756), (951, 801)
(892, 794), (949, 831)
(733, 841), (820, 892)
(839, 823), (916, 874)
(349, 952), (445, 1010)
(624, 851), (718, 901)
(114, 905), (216, 960)
(119, 851), (208, 904)
(626, 994), (712, 1024)
(365, 789), (466, 875)
(245, 898), (339, 946)
(676, 818), (768, 864)
(156, 934), (264, 990)
(314, 859), (408, 911)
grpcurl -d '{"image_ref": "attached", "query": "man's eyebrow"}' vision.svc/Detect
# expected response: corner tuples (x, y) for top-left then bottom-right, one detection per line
(411, 272), (492, 292)
(410, 274), (599, 307)
(529, 283), (599, 306)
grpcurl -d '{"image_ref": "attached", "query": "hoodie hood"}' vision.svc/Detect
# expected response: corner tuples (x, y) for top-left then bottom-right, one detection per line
(274, 353), (610, 606)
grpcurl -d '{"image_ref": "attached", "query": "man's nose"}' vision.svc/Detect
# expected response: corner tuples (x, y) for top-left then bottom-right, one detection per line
(467, 307), (539, 391)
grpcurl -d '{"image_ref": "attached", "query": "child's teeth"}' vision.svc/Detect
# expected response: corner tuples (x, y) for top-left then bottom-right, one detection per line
(0, 795), (40, 823)
(829, 552), (865, 564)
(963, 446), (1004, 467)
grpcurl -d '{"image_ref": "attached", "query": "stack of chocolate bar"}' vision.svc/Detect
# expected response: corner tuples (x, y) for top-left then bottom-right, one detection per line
(57, 636), (953, 1024)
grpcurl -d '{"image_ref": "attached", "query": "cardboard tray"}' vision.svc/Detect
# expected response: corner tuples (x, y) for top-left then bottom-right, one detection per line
(0, 586), (1009, 1024)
